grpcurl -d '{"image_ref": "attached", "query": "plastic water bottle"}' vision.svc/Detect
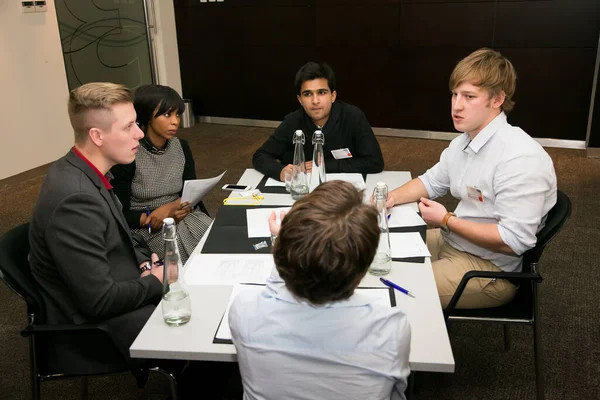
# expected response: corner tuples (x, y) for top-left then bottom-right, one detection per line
(161, 218), (192, 326)
(309, 130), (326, 192)
(369, 182), (392, 276)
(290, 130), (309, 200)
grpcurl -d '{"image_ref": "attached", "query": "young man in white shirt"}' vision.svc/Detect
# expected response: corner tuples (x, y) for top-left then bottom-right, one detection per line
(387, 48), (557, 309)
(229, 180), (411, 400)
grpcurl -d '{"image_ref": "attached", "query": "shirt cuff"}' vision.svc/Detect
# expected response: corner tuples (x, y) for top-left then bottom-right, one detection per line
(497, 224), (529, 256)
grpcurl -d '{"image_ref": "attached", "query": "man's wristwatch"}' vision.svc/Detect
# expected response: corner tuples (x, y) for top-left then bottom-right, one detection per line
(139, 261), (152, 274)
(440, 212), (456, 233)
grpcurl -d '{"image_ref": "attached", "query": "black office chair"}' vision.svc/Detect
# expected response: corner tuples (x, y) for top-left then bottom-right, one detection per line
(444, 190), (572, 400)
(0, 223), (178, 400)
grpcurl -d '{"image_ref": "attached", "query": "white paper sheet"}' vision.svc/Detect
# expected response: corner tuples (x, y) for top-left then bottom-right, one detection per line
(387, 205), (426, 227)
(246, 207), (291, 238)
(184, 254), (274, 286)
(265, 178), (286, 187)
(215, 284), (264, 342)
(215, 285), (393, 342)
(181, 171), (226, 207)
(326, 173), (366, 190)
(389, 232), (431, 258)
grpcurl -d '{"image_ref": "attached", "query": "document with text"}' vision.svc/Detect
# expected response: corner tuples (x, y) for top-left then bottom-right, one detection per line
(389, 232), (431, 258)
(181, 171), (227, 208)
(184, 254), (274, 286)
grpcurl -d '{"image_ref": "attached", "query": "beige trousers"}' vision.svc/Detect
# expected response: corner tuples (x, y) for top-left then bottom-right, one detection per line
(427, 229), (517, 309)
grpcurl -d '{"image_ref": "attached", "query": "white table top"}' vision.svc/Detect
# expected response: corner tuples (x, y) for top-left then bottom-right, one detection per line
(130, 169), (454, 373)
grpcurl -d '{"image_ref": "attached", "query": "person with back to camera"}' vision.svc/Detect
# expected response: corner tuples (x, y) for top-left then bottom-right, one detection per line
(229, 180), (411, 400)
(111, 84), (212, 264)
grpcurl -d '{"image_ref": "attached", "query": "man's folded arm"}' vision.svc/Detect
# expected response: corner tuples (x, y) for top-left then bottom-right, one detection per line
(46, 192), (163, 320)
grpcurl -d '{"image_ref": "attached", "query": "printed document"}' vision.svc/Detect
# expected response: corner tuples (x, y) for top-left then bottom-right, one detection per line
(181, 171), (226, 207)
(389, 232), (431, 258)
(184, 254), (274, 286)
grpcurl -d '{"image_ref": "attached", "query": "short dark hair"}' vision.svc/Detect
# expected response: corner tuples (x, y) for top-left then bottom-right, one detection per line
(133, 84), (185, 133)
(294, 62), (336, 95)
(273, 180), (380, 305)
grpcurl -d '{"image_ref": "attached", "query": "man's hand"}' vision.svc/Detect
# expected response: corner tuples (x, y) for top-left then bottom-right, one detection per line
(371, 191), (396, 209)
(268, 210), (287, 236)
(140, 253), (164, 283)
(418, 197), (448, 227)
(279, 164), (293, 182)
(305, 161), (313, 173)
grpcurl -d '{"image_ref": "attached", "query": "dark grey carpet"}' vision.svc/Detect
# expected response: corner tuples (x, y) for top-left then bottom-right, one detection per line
(0, 123), (599, 399)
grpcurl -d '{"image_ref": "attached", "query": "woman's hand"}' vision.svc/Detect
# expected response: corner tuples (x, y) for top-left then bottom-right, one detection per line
(146, 199), (189, 232)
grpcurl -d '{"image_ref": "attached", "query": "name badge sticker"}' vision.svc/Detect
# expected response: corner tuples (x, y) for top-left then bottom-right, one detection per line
(466, 186), (484, 203)
(331, 148), (353, 159)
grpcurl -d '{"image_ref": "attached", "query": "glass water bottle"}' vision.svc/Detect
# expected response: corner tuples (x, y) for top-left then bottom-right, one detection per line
(290, 130), (309, 200)
(309, 130), (326, 192)
(369, 182), (392, 276)
(161, 217), (192, 326)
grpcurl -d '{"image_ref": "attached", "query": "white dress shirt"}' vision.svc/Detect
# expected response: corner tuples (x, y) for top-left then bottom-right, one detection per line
(229, 276), (411, 400)
(419, 112), (557, 272)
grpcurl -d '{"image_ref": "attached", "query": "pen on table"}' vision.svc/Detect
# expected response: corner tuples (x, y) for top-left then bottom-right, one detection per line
(380, 277), (416, 298)
(146, 206), (151, 233)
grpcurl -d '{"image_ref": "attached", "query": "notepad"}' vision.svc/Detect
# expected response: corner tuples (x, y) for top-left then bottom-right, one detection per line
(213, 284), (395, 344)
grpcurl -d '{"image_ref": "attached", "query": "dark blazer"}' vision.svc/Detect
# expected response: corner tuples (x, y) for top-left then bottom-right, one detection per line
(29, 149), (163, 368)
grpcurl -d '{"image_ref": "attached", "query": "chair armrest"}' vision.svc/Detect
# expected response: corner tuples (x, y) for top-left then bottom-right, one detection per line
(21, 322), (109, 338)
(444, 270), (542, 319)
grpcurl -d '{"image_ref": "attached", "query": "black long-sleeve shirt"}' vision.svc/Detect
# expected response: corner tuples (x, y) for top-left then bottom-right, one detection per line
(252, 101), (384, 180)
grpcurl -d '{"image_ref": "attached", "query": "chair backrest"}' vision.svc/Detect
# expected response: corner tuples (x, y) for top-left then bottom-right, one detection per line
(0, 223), (45, 321)
(522, 190), (572, 270)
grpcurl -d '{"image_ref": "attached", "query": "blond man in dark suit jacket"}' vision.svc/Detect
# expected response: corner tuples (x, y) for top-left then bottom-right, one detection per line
(29, 82), (164, 370)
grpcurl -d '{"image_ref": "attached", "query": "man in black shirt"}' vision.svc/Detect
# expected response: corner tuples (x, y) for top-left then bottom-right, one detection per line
(252, 62), (384, 181)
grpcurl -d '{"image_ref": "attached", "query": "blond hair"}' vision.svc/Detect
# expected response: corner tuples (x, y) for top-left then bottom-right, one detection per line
(449, 48), (517, 113)
(68, 82), (133, 144)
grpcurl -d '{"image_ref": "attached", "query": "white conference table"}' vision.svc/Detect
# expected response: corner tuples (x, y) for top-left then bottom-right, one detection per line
(130, 170), (455, 373)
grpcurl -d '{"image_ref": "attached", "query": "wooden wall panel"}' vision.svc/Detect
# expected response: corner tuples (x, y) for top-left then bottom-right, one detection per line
(174, 0), (600, 141)
(500, 48), (597, 140)
(398, 2), (495, 48)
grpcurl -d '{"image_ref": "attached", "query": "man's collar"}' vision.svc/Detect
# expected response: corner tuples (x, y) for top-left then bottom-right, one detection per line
(466, 112), (507, 153)
(304, 101), (341, 131)
(72, 147), (113, 190)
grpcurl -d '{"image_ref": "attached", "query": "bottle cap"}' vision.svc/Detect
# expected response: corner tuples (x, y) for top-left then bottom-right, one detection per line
(377, 182), (386, 188)
(163, 217), (175, 226)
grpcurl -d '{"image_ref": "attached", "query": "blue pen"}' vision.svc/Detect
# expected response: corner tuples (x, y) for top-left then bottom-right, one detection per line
(146, 206), (151, 233)
(380, 277), (416, 298)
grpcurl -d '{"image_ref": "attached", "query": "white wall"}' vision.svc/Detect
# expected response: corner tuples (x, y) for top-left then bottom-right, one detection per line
(151, 0), (183, 95)
(0, 1), (183, 180)
(0, 0), (73, 180)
